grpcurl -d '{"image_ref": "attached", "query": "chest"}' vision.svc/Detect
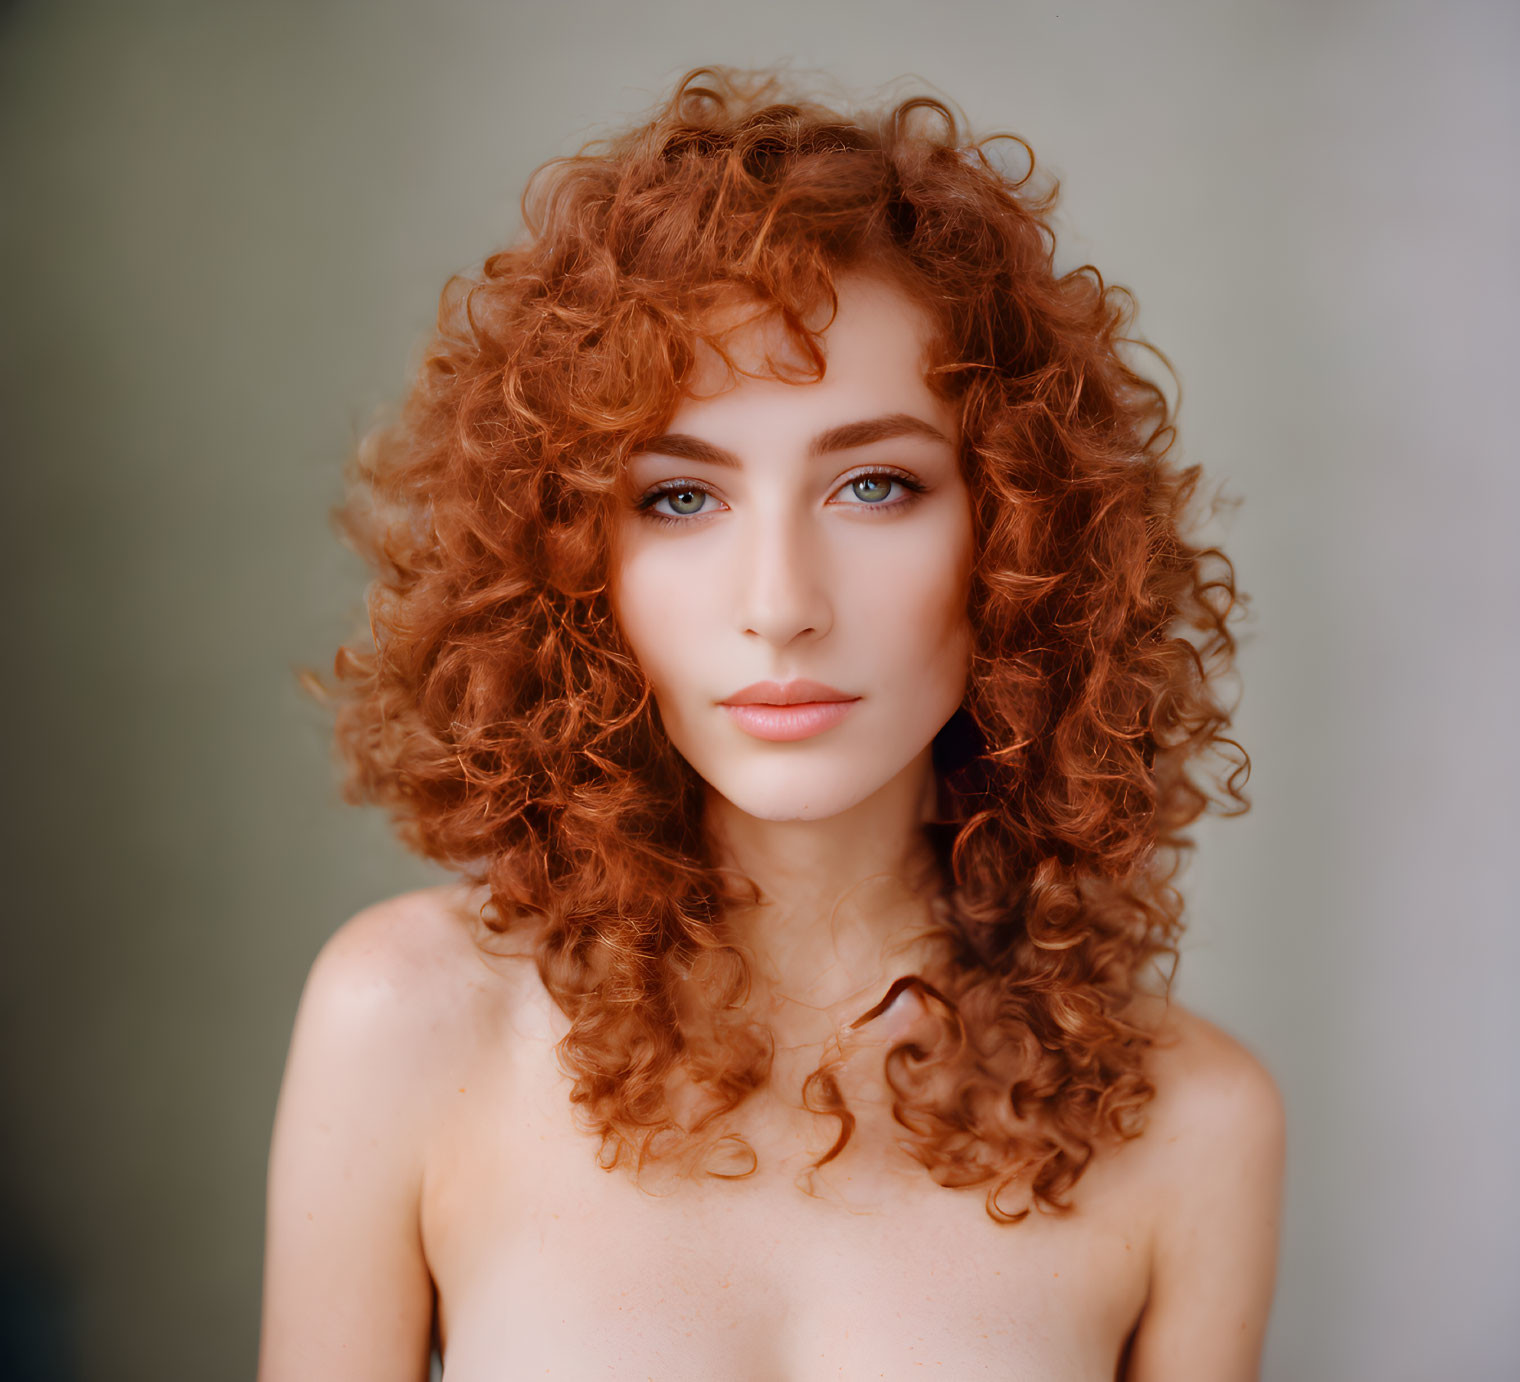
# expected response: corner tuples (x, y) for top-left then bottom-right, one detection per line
(418, 999), (1153, 1381)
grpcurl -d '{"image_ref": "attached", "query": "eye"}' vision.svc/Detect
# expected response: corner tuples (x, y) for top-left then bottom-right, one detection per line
(832, 468), (928, 511)
(636, 481), (725, 526)
(847, 475), (894, 503)
(634, 467), (928, 528)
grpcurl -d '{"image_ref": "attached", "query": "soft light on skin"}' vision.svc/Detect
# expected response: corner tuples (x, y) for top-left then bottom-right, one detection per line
(608, 272), (976, 1018)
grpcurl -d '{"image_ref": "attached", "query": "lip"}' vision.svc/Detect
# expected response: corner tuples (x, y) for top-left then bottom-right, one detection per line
(719, 679), (856, 707)
(721, 700), (859, 742)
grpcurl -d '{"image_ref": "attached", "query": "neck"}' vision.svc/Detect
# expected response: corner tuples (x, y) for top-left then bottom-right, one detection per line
(703, 746), (950, 1033)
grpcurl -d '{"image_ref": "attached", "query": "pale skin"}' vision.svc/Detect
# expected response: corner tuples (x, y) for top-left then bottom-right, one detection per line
(259, 275), (1286, 1380)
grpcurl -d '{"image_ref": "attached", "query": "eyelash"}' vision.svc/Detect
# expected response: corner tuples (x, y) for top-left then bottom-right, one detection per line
(635, 468), (928, 528)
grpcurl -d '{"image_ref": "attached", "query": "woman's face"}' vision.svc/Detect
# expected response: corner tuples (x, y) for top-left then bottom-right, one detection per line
(609, 272), (975, 823)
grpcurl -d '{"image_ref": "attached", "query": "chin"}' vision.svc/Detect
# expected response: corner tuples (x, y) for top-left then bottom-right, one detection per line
(724, 794), (852, 823)
(721, 793), (865, 824)
(703, 757), (902, 823)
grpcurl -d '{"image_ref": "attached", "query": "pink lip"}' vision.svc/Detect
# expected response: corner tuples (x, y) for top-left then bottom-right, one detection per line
(718, 680), (861, 742)
(720, 679), (855, 706)
(722, 700), (859, 742)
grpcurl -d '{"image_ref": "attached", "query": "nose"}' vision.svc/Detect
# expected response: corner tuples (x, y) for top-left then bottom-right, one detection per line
(735, 501), (834, 647)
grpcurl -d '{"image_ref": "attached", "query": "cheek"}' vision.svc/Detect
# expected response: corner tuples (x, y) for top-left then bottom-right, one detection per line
(855, 525), (973, 673)
(610, 544), (704, 695)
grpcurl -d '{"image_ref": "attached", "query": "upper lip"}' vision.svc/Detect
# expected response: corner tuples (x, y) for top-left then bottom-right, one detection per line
(720, 679), (859, 706)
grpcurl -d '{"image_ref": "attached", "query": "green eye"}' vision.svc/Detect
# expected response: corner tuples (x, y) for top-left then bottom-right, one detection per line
(637, 483), (716, 522)
(666, 488), (706, 515)
(851, 476), (894, 503)
(637, 469), (926, 528)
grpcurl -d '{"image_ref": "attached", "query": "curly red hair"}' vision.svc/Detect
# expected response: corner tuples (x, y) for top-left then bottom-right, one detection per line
(309, 66), (1249, 1223)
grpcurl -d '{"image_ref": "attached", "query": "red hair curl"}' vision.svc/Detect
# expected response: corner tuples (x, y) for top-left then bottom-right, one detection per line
(308, 66), (1250, 1223)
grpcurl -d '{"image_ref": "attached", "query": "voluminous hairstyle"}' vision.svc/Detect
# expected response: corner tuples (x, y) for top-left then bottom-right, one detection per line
(311, 66), (1248, 1223)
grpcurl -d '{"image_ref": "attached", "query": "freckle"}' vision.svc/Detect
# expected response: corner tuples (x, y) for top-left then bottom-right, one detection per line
(1052, 1272), (1059, 1278)
(458, 1087), (466, 1093)
(306, 1212), (313, 1220)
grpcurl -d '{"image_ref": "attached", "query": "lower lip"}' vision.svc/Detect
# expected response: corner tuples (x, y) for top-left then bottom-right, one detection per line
(721, 700), (860, 742)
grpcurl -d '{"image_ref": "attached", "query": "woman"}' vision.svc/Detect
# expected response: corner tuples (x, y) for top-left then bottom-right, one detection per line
(259, 67), (1285, 1380)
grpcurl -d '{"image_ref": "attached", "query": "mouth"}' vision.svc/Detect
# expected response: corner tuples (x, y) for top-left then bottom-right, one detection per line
(717, 680), (861, 742)
(719, 699), (860, 742)
(719, 678), (856, 707)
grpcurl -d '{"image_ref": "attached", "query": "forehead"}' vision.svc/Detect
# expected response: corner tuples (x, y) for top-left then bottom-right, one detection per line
(677, 273), (946, 420)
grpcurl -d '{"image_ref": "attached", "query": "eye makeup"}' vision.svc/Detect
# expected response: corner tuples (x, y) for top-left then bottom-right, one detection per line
(634, 467), (930, 528)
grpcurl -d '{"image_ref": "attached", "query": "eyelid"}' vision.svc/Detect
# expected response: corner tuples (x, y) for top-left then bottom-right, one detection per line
(634, 465), (928, 526)
(636, 477), (731, 514)
(832, 463), (924, 498)
(636, 465), (924, 506)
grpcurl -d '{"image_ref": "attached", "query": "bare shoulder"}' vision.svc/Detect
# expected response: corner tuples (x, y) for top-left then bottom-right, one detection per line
(313, 881), (494, 995)
(1115, 997), (1288, 1381)
(286, 883), (521, 1123)
(1138, 998), (1287, 1163)
(258, 883), (502, 1380)
(317, 875), (489, 973)
(1096, 993), (1286, 1220)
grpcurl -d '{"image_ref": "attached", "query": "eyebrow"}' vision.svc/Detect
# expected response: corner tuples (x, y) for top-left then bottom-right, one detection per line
(632, 412), (953, 469)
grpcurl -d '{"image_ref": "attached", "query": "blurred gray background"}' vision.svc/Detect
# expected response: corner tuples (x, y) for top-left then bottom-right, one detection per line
(2, 1), (1516, 1378)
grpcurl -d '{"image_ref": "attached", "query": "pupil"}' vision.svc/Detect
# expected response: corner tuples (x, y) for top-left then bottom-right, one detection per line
(855, 477), (891, 502)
